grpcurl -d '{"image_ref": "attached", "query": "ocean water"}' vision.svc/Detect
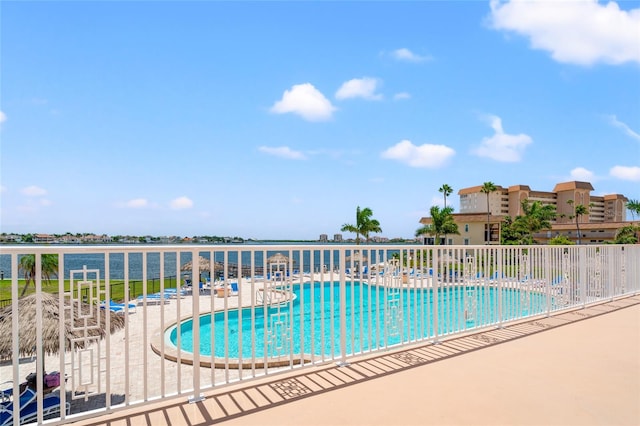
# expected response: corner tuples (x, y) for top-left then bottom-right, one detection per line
(0, 247), (401, 280)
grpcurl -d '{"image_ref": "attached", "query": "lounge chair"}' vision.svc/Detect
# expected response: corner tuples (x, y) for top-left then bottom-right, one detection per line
(230, 282), (239, 295)
(0, 387), (70, 426)
(100, 300), (136, 313)
(161, 288), (186, 297)
(136, 292), (172, 305)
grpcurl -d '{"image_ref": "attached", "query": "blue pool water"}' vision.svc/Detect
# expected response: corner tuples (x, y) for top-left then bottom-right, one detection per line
(168, 281), (548, 358)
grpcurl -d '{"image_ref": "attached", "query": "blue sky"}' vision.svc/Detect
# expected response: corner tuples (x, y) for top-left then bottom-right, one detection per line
(1, 1), (639, 240)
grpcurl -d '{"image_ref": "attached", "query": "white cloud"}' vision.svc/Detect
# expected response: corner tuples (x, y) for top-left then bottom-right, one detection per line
(489, 0), (640, 66)
(610, 165), (640, 181)
(335, 77), (383, 101)
(125, 198), (149, 208)
(258, 146), (306, 160)
(393, 92), (411, 100)
(381, 140), (455, 168)
(570, 167), (595, 181)
(473, 115), (532, 162)
(0, 185), (6, 193)
(40, 199), (52, 207)
(170, 196), (194, 210)
(21, 185), (47, 197)
(270, 83), (336, 121)
(607, 115), (640, 141)
(0, 111), (6, 123)
(392, 48), (431, 63)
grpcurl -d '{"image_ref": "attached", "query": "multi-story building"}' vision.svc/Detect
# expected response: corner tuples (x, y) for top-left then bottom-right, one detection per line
(333, 234), (343, 242)
(319, 234), (328, 242)
(420, 181), (632, 245)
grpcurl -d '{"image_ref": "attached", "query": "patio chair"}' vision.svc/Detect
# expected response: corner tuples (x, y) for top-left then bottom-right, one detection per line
(0, 390), (70, 426)
(160, 288), (186, 298)
(100, 299), (137, 313)
(0, 386), (36, 411)
(136, 293), (171, 305)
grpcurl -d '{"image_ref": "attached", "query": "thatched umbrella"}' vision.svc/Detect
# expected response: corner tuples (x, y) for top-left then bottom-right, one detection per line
(0, 293), (125, 359)
(180, 256), (212, 272)
(266, 253), (292, 278)
(267, 253), (289, 264)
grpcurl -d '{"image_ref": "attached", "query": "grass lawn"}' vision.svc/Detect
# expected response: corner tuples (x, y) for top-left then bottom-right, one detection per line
(0, 277), (182, 305)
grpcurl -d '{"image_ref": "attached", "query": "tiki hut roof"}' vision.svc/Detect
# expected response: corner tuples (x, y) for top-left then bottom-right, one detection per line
(0, 293), (124, 359)
(267, 253), (289, 264)
(180, 256), (212, 272)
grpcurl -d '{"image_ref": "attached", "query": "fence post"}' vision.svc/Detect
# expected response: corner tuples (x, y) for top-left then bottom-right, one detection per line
(580, 246), (587, 309)
(337, 248), (349, 367)
(433, 248), (439, 344)
(497, 247), (503, 327)
(545, 247), (551, 318)
(189, 251), (204, 402)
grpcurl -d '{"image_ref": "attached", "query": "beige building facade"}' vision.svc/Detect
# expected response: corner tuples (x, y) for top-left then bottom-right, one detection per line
(419, 181), (632, 245)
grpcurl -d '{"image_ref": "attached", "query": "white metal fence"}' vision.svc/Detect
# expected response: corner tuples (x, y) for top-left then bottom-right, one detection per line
(0, 244), (638, 425)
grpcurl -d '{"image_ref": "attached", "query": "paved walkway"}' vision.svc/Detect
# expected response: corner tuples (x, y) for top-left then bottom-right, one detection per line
(71, 295), (640, 426)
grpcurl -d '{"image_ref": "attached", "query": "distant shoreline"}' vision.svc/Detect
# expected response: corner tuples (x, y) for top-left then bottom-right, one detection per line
(0, 239), (419, 245)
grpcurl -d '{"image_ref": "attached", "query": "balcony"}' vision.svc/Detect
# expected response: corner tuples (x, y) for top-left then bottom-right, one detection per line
(0, 244), (638, 425)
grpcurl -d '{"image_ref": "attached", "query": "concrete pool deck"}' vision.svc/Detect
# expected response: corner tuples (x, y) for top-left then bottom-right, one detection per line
(70, 294), (640, 426)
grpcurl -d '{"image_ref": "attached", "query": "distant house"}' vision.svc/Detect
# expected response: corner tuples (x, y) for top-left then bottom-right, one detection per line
(59, 234), (82, 244)
(0, 234), (22, 243)
(81, 234), (113, 244)
(33, 234), (55, 243)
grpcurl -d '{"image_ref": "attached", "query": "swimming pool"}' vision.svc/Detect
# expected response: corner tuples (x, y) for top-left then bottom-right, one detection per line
(167, 281), (548, 360)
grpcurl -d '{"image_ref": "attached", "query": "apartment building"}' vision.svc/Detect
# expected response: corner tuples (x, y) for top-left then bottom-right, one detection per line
(420, 181), (631, 245)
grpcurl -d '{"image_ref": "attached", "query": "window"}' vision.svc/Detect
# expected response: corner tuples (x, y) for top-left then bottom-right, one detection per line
(464, 238), (469, 245)
(464, 224), (469, 233)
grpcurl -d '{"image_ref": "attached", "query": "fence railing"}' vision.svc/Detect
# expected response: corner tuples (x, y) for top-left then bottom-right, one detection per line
(0, 244), (638, 425)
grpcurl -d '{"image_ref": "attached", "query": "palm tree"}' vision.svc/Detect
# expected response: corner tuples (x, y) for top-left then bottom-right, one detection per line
(415, 206), (459, 245)
(567, 200), (589, 245)
(625, 200), (640, 242)
(438, 184), (454, 243)
(438, 184), (453, 209)
(480, 182), (497, 244)
(613, 225), (639, 244)
(19, 254), (59, 296)
(519, 199), (556, 243)
(627, 199), (640, 221)
(341, 206), (382, 244)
